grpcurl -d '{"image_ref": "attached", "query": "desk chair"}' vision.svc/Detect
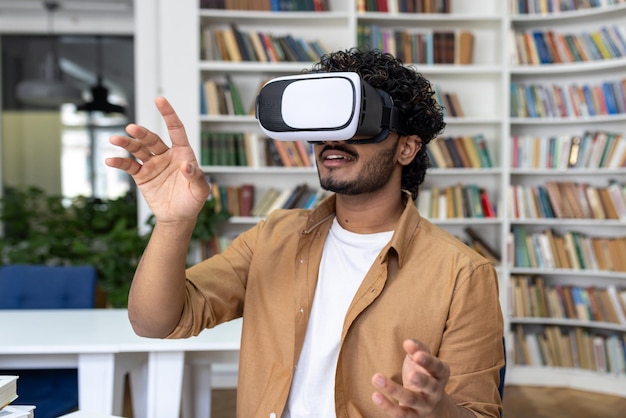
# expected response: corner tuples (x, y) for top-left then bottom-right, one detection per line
(0, 264), (97, 418)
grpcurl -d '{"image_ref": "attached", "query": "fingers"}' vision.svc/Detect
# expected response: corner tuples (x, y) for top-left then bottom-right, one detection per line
(111, 96), (187, 161)
(154, 96), (190, 149)
(371, 339), (451, 416)
(124, 123), (170, 158)
(404, 339), (449, 383)
(371, 374), (420, 417)
(109, 133), (154, 163)
(104, 156), (143, 176)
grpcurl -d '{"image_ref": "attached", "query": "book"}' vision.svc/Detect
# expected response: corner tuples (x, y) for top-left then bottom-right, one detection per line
(0, 405), (35, 418)
(0, 375), (18, 409)
(251, 187), (280, 217)
(472, 134), (493, 167)
(455, 30), (474, 65)
(238, 184), (255, 217)
(221, 25), (243, 62)
(281, 183), (309, 209)
(272, 140), (296, 167)
(452, 136), (472, 167)
(464, 226), (501, 263)
(264, 187), (294, 214)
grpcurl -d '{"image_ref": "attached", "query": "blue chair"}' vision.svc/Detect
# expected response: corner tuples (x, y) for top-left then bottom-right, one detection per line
(0, 264), (97, 418)
(499, 337), (506, 417)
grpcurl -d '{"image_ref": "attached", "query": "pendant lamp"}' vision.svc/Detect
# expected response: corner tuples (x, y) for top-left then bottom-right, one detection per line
(15, 1), (84, 108)
(77, 35), (125, 114)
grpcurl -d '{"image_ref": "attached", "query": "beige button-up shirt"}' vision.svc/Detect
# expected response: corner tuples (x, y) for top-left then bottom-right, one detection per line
(168, 194), (504, 417)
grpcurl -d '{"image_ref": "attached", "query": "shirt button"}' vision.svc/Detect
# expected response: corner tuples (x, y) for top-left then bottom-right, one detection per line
(270, 413), (276, 418)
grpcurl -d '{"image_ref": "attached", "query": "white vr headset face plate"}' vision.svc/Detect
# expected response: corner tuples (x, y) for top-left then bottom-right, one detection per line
(257, 72), (363, 142)
(281, 76), (359, 132)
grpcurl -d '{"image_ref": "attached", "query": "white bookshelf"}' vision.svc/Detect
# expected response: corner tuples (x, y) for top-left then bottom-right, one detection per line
(133, 0), (626, 396)
(504, 0), (626, 395)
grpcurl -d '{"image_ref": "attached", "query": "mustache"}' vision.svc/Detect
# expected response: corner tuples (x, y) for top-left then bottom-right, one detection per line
(319, 144), (358, 158)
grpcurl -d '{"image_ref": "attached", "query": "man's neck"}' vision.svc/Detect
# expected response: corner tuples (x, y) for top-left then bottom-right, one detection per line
(334, 190), (406, 234)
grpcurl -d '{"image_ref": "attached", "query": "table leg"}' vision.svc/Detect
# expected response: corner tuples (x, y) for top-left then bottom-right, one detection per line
(77, 353), (116, 415)
(182, 363), (212, 418)
(146, 351), (185, 418)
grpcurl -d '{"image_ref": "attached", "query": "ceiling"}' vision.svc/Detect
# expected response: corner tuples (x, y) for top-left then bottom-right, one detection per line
(0, 0), (133, 18)
(0, 0), (135, 114)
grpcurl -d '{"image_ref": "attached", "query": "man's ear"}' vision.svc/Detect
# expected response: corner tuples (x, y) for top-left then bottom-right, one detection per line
(397, 134), (422, 166)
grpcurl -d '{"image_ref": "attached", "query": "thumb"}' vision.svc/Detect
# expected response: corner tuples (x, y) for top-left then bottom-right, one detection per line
(181, 161), (211, 198)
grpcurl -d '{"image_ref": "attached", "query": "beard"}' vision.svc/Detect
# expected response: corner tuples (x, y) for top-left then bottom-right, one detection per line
(317, 141), (398, 195)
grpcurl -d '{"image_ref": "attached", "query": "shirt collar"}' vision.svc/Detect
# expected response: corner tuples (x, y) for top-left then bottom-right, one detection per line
(305, 192), (422, 269)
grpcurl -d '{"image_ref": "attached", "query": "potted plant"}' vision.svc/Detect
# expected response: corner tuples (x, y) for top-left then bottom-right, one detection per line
(0, 186), (231, 307)
(0, 186), (151, 307)
(190, 196), (232, 261)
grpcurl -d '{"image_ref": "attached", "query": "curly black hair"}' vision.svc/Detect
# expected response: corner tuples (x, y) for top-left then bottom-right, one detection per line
(307, 48), (446, 200)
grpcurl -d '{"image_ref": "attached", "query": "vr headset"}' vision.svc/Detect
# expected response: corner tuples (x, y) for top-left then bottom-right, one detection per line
(255, 72), (408, 144)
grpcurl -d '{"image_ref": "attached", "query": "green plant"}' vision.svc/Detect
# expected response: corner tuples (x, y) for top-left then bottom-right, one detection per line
(191, 197), (232, 261)
(0, 186), (151, 307)
(0, 186), (231, 307)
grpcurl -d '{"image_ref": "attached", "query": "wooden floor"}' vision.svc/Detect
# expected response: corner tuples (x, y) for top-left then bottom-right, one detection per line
(207, 385), (626, 418)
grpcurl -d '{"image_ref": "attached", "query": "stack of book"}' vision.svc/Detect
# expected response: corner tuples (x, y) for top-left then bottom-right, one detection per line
(200, 23), (328, 63)
(510, 25), (626, 65)
(251, 184), (329, 218)
(357, 25), (474, 65)
(200, 0), (330, 11)
(427, 134), (494, 169)
(0, 376), (35, 418)
(510, 78), (626, 118)
(357, 0), (453, 13)
(512, 323), (626, 374)
(511, 131), (626, 169)
(508, 180), (626, 221)
(510, 226), (626, 271)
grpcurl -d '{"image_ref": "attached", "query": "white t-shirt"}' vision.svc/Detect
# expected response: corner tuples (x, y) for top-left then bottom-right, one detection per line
(283, 218), (393, 418)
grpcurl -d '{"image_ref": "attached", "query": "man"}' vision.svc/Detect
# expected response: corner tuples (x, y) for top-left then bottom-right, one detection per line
(106, 48), (504, 418)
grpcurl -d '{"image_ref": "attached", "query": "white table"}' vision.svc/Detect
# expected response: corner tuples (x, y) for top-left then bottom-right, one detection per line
(0, 309), (241, 418)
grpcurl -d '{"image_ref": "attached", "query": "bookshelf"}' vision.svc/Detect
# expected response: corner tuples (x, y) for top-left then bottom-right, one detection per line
(506, 0), (626, 396)
(133, 0), (626, 396)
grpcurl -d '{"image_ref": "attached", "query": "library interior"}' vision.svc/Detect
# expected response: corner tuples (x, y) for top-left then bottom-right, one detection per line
(1, 0), (626, 417)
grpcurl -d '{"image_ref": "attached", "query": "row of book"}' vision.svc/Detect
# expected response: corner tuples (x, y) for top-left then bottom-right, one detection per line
(511, 131), (626, 170)
(510, 0), (626, 15)
(357, 25), (474, 65)
(433, 85), (465, 117)
(510, 226), (626, 271)
(252, 184), (330, 217)
(357, 0), (452, 13)
(209, 181), (500, 220)
(200, 0), (330, 11)
(427, 135), (495, 169)
(416, 183), (497, 220)
(210, 183), (255, 217)
(210, 182), (330, 219)
(200, 132), (250, 167)
(508, 181), (626, 221)
(200, 132), (315, 168)
(200, 23), (328, 62)
(512, 324), (626, 375)
(511, 25), (626, 66)
(200, 76), (249, 116)
(0, 376), (35, 418)
(511, 276), (626, 327)
(461, 226), (502, 264)
(510, 79), (626, 118)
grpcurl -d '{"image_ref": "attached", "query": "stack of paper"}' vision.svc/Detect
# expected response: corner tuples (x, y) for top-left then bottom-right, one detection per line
(0, 376), (35, 418)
